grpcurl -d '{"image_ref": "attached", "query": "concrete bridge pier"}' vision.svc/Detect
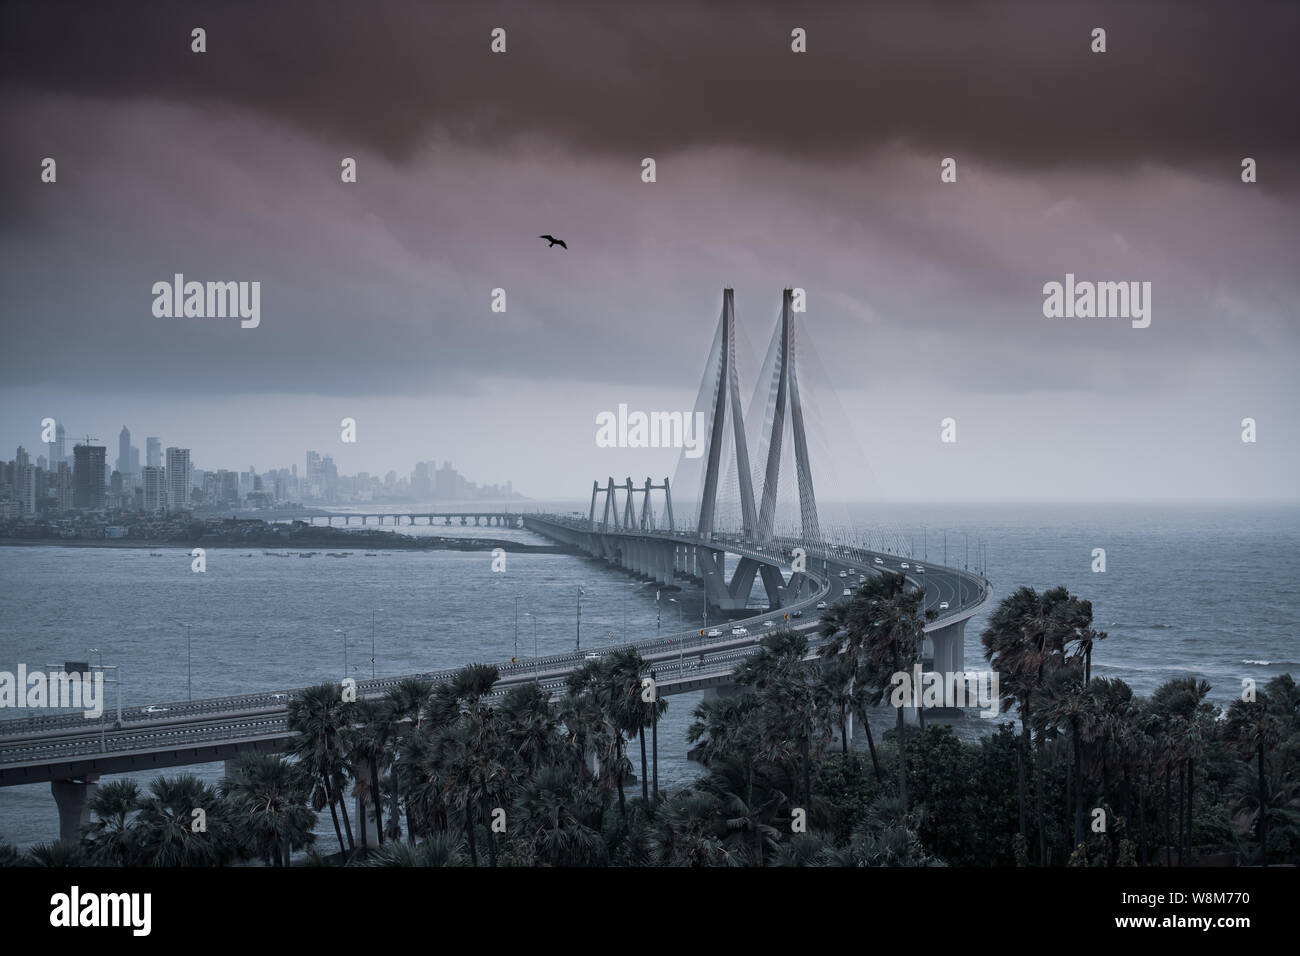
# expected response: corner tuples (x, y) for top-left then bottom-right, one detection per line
(703, 683), (742, 703)
(924, 619), (969, 724)
(51, 776), (100, 844)
(928, 619), (966, 679)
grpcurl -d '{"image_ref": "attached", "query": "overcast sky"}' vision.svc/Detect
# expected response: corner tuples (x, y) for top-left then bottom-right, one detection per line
(2, 0), (1297, 501)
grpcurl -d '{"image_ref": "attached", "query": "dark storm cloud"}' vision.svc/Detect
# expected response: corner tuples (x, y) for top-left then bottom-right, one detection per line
(3, 0), (1297, 172)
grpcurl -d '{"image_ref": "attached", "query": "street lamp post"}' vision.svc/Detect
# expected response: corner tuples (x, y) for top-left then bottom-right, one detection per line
(371, 608), (382, 679)
(576, 587), (585, 651)
(526, 613), (538, 683)
(669, 598), (683, 671)
(514, 595), (519, 663)
(182, 623), (192, 701)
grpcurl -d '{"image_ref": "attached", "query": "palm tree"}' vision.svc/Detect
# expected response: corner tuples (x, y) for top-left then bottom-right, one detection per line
(499, 681), (560, 775)
(82, 779), (141, 866)
(840, 573), (930, 810)
(434, 663), (502, 866)
(353, 832), (467, 866)
(1150, 677), (1216, 863)
(819, 600), (884, 779)
(1085, 678), (1143, 861)
(24, 841), (89, 866)
(220, 752), (317, 866)
(1032, 664), (1089, 848)
(512, 765), (608, 866)
(735, 628), (823, 811)
(1223, 692), (1284, 863)
(603, 647), (650, 813)
(647, 790), (733, 867)
(699, 756), (784, 865)
(383, 678), (433, 842)
(287, 682), (356, 856)
(347, 698), (393, 850)
(132, 775), (236, 866)
(982, 585), (1096, 864)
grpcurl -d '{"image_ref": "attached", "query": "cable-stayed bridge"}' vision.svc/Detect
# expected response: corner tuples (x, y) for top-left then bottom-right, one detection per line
(0, 288), (993, 842)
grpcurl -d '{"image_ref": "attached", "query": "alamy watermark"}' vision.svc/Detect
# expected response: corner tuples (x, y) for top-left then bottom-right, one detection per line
(595, 404), (706, 459)
(152, 274), (260, 329)
(0, 666), (104, 718)
(1042, 273), (1151, 328)
(888, 665), (1000, 718)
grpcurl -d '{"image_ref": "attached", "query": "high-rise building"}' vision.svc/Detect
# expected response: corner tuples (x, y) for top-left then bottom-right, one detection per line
(165, 448), (190, 510)
(14, 447), (35, 514)
(305, 451), (322, 500)
(73, 442), (106, 509)
(47, 422), (66, 467)
(117, 427), (131, 475)
(146, 437), (161, 469)
(129, 446), (140, 479)
(55, 462), (73, 512)
(436, 461), (459, 499)
(142, 465), (165, 511)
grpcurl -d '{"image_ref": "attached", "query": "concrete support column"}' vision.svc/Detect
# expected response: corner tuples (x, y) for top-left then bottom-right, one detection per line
(928, 620), (966, 677)
(51, 777), (99, 844)
(702, 684), (741, 703)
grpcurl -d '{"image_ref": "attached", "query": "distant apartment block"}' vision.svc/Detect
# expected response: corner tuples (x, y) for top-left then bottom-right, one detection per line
(165, 447), (190, 511)
(73, 442), (106, 509)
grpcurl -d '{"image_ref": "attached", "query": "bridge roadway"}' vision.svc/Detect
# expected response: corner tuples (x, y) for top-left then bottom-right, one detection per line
(299, 512), (522, 528)
(0, 529), (992, 835)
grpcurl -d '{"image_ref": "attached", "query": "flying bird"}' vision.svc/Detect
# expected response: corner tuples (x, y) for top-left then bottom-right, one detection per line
(539, 234), (567, 249)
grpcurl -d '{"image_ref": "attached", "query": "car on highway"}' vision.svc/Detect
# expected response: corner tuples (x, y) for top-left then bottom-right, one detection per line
(848, 567), (856, 574)
(584, 653), (601, 661)
(874, 557), (883, 565)
(270, 693), (289, 702)
(842, 588), (852, 596)
(901, 562), (910, 569)
(839, 571), (848, 578)
(915, 565), (925, 573)
(790, 610), (803, 618)
(731, 627), (749, 636)
(762, 620), (775, 628)
(140, 705), (169, 715)
(939, 601), (949, 610)
(816, 601), (828, 610)
(707, 628), (722, 637)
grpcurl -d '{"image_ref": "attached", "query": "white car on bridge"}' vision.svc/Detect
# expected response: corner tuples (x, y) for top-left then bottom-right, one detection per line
(874, 557), (883, 565)
(707, 628), (722, 637)
(901, 562), (910, 569)
(939, 601), (950, 610)
(816, 601), (827, 610)
(731, 627), (749, 636)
